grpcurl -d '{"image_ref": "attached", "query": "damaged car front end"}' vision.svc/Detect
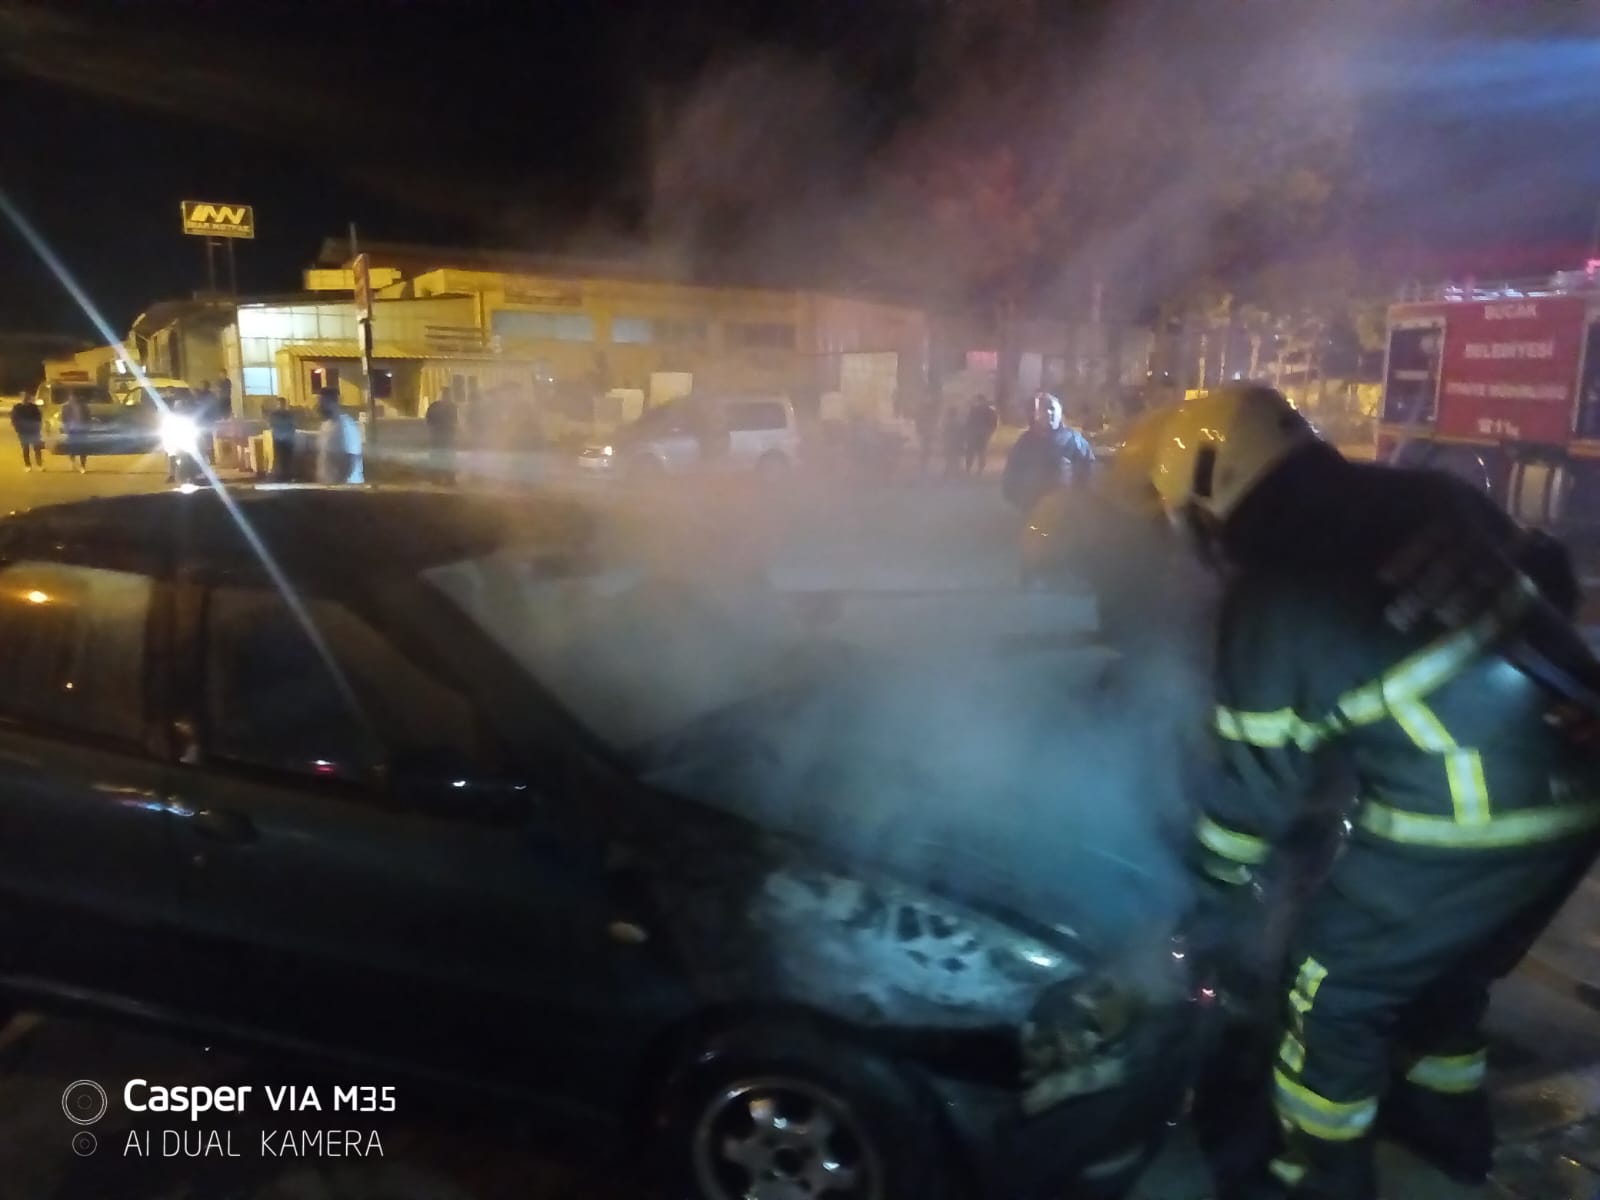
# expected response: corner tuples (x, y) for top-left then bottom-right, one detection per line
(629, 814), (1213, 1199)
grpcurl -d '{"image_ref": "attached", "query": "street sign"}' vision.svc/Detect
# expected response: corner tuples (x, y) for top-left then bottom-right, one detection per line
(180, 201), (255, 239)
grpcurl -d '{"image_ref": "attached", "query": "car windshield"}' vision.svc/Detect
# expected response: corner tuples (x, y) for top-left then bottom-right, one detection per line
(52, 385), (106, 405)
(419, 521), (805, 751)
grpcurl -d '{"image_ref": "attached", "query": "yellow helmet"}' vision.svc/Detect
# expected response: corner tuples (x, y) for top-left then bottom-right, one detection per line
(1103, 406), (1179, 505)
(1148, 385), (1319, 521)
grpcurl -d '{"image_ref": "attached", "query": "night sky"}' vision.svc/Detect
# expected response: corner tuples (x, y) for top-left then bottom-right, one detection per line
(3, 0), (1600, 341)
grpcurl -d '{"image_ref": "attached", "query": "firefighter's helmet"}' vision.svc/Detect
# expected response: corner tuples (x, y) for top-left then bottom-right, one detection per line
(1104, 406), (1177, 504)
(1148, 385), (1319, 521)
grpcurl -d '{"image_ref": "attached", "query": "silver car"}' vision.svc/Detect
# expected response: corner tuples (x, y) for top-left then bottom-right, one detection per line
(581, 394), (801, 478)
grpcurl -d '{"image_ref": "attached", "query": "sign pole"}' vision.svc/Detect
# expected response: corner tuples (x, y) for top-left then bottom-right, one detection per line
(182, 201), (254, 293)
(350, 222), (377, 443)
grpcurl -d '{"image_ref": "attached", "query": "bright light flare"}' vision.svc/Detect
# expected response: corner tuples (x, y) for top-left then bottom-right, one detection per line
(160, 413), (199, 456)
(0, 186), (371, 733)
(24, 591), (48, 605)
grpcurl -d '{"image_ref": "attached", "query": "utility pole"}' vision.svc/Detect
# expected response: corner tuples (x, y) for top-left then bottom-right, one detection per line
(349, 222), (377, 441)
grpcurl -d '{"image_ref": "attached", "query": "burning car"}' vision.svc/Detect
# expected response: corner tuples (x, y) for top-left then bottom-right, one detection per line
(0, 486), (1208, 1199)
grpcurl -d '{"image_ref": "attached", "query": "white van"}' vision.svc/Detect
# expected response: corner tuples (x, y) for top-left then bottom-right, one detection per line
(579, 393), (801, 478)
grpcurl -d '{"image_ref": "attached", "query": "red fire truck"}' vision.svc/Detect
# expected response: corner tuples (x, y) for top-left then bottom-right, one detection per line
(1378, 270), (1600, 533)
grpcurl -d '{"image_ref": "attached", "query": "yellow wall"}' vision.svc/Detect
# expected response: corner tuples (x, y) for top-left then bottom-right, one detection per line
(406, 269), (927, 406)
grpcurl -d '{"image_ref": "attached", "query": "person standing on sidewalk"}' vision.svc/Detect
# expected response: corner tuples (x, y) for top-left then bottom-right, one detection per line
(1002, 392), (1094, 512)
(316, 389), (365, 484)
(61, 392), (90, 473)
(267, 398), (298, 482)
(425, 391), (459, 486)
(10, 390), (43, 471)
(964, 395), (999, 475)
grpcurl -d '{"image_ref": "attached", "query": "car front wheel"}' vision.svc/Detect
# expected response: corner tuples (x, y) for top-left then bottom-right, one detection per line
(650, 1022), (965, 1200)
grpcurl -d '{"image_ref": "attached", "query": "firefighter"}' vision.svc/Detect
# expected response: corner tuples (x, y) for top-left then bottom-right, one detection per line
(1020, 406), (1211, 655)
(1142, 384), (1600, 1200)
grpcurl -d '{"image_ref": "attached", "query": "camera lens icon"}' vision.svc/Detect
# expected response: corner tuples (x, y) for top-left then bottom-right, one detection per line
(70, 1131), (97, 1157)
(61, 1080), (108, 1127)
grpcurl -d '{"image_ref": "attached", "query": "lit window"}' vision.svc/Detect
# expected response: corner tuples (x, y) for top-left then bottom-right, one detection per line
(242, 367), (279, 396)
(610, 317), (653, 344)
(491, 310), (594, 342)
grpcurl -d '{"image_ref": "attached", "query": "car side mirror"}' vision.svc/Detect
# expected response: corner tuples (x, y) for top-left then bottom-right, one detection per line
(389, 747), (531, 827)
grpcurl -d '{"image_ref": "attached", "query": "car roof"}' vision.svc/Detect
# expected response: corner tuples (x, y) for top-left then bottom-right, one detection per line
(0, 486), (603, 576)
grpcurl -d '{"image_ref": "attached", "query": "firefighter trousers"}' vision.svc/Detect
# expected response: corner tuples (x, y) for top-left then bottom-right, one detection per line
(1259, 836), (1599, 1200)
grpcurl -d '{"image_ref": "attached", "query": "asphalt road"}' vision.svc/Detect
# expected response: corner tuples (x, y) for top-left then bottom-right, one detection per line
(0, 450), (1598, 1198)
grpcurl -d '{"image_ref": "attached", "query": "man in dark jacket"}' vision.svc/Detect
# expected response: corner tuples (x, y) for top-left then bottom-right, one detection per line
(267, 398), (298, 482)
(964, 395), (1000, 474)
(192, 381), (218, 466)
(425, 393), (460, 486)
(1144, 384), (1600, 1200)
(10, 389), (43, 471)
(1002, 391), (1094, 511)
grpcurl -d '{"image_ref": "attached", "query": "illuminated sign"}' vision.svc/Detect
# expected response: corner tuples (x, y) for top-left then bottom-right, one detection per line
(180, 201), (255, 239)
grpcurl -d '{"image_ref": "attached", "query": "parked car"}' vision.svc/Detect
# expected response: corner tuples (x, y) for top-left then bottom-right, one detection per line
(42, 379), (170, 454)
(580, 393), (801, 479)
(109, 374), (190, 406)
(0, 488), (1205, 1200)
(37, 379), (112, 449)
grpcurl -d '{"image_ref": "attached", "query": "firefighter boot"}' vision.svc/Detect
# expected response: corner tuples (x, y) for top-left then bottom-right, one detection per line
(1376, 1081), (1494, 1185)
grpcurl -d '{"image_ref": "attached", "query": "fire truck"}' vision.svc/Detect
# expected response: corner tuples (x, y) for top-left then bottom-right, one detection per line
(1378, 269), (1600, 534)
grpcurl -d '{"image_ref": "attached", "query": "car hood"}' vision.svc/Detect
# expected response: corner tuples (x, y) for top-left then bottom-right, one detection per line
(633, 645), (1200, 956)
(615, 655), (1201, 1037)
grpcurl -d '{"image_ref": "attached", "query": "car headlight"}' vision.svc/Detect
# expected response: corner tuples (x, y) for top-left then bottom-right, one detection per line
(160, 414), (199, 455)
(602, 444), (614, 457)
(1018, 938), (1198, 1115)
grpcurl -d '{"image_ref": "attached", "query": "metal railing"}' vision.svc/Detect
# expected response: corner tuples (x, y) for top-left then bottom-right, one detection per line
(1397, 270), (1600, 303)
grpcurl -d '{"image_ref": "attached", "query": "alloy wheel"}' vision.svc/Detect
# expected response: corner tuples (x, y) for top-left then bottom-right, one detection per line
(689, 1076), (883, 1200)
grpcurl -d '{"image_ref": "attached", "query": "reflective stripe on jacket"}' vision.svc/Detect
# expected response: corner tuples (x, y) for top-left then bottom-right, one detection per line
(1195, 471), (1600, 876)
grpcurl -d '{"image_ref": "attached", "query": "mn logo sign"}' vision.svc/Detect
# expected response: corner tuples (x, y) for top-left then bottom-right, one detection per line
(181, 201), (255, 239)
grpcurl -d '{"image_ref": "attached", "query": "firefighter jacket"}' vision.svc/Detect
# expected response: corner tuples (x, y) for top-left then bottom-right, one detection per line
(1193, 461), (1600, 886)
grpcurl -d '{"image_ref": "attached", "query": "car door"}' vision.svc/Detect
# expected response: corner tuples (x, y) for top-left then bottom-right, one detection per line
(639, 398), (699, 470)
(724, 400), (763, 467)
(170, 575), (632, 1095)
(725, 399), (792, 467)
(0, 550), (189, 1001)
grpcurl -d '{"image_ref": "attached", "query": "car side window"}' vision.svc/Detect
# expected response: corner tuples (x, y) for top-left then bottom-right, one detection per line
(634, 401), (683, 433)
(0, 562), (151, 744)
(726, 402), (786, 432)
(204, 585), (482, 782)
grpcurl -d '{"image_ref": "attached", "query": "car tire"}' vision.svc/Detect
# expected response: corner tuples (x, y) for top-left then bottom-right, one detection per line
(648, 1020), (966, 1200)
